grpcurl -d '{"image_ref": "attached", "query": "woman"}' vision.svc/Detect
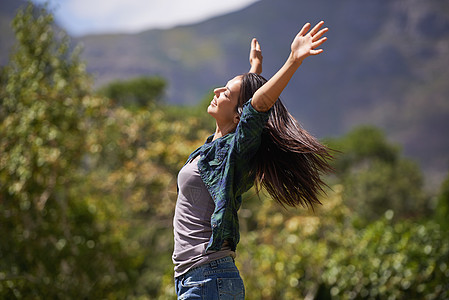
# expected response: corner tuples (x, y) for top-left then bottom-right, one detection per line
(173, 21), (333, 299)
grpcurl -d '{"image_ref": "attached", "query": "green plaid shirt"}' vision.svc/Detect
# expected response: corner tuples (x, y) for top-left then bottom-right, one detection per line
(182, 98), (271, 252)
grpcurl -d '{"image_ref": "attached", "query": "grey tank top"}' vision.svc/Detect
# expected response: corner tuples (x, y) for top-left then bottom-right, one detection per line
(172, 154), (235, 278)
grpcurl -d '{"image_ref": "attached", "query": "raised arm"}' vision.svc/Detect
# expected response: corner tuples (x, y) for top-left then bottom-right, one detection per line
(251, 21), (328, 112)
(249, 38), (263, 74)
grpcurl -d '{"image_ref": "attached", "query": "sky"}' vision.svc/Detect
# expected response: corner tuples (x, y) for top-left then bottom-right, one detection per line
(31, 0), (260, 36)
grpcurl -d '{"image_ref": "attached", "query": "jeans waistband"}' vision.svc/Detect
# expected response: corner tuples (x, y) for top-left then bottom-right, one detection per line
(196, 256), (234, 271)
(180, 256), (234, 278)
(208, 255), (234, 267)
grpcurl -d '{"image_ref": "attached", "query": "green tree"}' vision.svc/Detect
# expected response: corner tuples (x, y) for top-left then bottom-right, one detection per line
(98, 76), (166, 108)
(328, 125), (399, 173)
(435, 172), (449, 231)
(0, 3), (137, 298)
(325, 126), (429, 221)
(236, 186), (449, 300)
(158, 89), (216, 140)
(82, 93), (217, 297)
(155, 184), (449, 300)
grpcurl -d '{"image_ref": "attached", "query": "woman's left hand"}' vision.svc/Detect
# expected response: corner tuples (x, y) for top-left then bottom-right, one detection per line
(290, 21), (328, 63)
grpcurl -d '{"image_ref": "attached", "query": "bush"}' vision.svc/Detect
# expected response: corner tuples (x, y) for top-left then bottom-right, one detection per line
(235, 186), (449, 300)
(98, 76), (166, 108)
(325, 126), (429, 221)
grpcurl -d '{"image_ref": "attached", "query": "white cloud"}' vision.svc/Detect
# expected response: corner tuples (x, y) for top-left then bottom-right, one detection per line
(32, 0), (259, 36)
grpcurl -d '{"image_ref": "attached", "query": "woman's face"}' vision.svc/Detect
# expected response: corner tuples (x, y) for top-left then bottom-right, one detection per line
(207, 76), (242, 124)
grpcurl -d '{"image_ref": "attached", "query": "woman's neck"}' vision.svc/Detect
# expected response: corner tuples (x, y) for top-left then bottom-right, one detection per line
(212, 121), (237, 141)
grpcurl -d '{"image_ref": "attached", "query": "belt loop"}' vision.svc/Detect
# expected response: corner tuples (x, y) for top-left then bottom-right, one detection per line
(210, 259), (218, 269)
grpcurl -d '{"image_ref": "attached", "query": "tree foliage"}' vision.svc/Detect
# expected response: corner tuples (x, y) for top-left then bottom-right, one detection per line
(155, 184), (449, 300)
(98, 76), (166, 108)
(325, 126), (429, 221)
(233, 188), (449, 300)
(80, 99), (213, 297)
(435, 172), (449, 231)
(0, 3), (137, 298)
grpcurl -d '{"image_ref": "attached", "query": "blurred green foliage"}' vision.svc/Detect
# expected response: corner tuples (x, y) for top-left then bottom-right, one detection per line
(435, 173), (449, 232)
(0, 3), (138, 298)
(98, 76), (167, 108)
(1, 2), (448, 299)
(231, 187), (449, 300)
(325, 126), (429, 222)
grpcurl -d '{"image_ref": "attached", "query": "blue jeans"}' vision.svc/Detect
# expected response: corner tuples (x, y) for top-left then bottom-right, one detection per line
(175, 256), (245, 299)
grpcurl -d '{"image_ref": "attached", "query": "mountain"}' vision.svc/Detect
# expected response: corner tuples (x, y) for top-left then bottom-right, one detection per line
(1, 0), (449, 185)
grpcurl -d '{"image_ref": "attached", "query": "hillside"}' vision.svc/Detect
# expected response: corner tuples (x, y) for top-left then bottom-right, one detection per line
(75, 0), (449, 184)
(1, 0), (449, 185)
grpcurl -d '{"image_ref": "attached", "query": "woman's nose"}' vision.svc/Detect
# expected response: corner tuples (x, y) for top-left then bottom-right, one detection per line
(214, 87), (225, 95)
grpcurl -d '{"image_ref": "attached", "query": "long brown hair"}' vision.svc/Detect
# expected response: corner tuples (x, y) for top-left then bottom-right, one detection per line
(237, 73), (334, 209)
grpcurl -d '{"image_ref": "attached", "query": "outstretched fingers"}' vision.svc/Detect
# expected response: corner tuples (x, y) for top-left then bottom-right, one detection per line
(309, 20), (324, 36)
(312, 27), (328, 42)
(298, 22), (311, 36)
(256, 40), (261, 51)
(309, 21), (328, 55)
(291, 20), (328, 59)
(310, 37), (327, 55)
(312, 37), (327, 48)
(310, 48), (324, 55)
(297, 21), (327, 40)
(251, 38), (261, 51)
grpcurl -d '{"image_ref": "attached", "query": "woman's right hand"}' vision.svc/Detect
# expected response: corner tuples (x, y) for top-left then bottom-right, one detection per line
(249, 38), (263, 74)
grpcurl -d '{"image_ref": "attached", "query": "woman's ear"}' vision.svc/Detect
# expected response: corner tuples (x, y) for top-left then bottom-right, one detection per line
(233, 113), (240, 124)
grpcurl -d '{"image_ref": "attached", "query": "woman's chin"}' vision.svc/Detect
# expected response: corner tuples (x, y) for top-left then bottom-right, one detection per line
(207, 105), (215, 116)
